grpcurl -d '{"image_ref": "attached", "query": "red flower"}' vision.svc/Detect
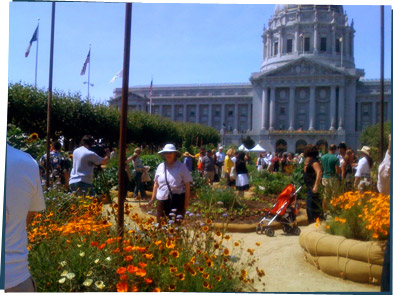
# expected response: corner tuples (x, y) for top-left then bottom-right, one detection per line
(98, 243), (106, 250)
(127, 265), (139, 274)
(116, 267), (127, 275)
(116, 281), (128, 292)
(91, 241), (99, 247)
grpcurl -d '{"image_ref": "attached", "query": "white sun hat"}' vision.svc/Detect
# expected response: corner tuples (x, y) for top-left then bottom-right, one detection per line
(158, 144), (181, 156)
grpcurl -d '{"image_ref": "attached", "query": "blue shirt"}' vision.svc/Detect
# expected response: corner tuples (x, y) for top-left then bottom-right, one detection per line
(183, 156), (193, 171)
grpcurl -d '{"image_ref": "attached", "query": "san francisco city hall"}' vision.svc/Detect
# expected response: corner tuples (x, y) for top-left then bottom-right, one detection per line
(109, 4), (391, 153)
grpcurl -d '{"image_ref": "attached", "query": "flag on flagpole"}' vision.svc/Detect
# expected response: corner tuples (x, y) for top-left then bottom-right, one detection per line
(25, 25), (39, 57)
(110, 69), (123, 84)
(80, 50), (90, 75)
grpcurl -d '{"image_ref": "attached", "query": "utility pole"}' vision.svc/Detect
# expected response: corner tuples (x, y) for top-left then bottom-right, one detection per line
(379, 5), (384, 162)
(118, 3), (132, 237)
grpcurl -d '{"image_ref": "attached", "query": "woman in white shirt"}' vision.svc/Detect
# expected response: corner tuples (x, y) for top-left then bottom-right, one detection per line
(354, 146), (373, 191)
(147, 144), (192, 221)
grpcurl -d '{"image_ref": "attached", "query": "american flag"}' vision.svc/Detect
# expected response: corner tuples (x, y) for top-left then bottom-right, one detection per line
(80, 50), (90, 75)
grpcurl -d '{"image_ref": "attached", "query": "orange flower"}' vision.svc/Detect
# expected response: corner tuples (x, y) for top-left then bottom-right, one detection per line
(176, 273), (186, 281)
(256, 267), (265, 277)
(124, 246), (133, 252)
(112, 247), (120, 253)
(116, 267), (127, 275)
(234, 242), (240, 247)
(144, 278), (153, 284)
(170, 250), (180, 259)
(131, 285), (138, 292)
(98, 243), (106, 250)
(170, 267), (178, 273)
(116, 281), (128, 292)
(127, 265), (139, 274)
(124, 255), (133, 261)
(154, 240), (162, 246)
(153, 287), (161, 292)
(206, 219), (212, 225)
(202, 273), (210, 279)
(203, 281), (210, 289)
(161, 257), (169, 264)
(223, 248), (230, 256)
(136, 268), (147, 277)
(143, 253), (154, 259)
(139, 262), (147, 268)
(120, 275), (127, 281)
(91, 241), (99, 247)
(202, 225), (210, 233)
(168, 284), (176, 291)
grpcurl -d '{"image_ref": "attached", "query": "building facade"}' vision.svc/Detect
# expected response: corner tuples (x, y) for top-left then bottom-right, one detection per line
(109, 4), (391, 153)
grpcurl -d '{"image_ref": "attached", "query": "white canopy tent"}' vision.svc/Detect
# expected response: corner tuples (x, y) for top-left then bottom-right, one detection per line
(250, 144), (266, 152)
(238, 144), (249, 151)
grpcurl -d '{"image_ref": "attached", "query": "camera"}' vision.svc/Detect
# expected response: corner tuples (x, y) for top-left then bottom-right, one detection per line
(90, 144), (108, 158)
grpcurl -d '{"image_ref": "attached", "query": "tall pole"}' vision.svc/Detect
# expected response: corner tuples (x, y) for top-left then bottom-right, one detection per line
(379, 5), (384, 162)
(87, 44), (91, 101)
(45, 3), (56, 188)
(118, 3), (132, 237)
(35, 19), (40, 88)
(340, 37), (343, 67)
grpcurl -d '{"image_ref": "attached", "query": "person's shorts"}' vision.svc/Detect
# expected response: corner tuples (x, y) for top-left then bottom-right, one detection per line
(70, 181), (95, 197)
(5, 277), (36, 292)
(204, 171), (215, 182)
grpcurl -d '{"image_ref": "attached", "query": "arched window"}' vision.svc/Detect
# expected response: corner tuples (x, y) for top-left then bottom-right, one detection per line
(276, 139), (288, 153)
(296, 140), (307, 154)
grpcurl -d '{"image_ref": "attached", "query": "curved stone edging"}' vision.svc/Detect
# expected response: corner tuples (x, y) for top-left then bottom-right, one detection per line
(299, 224), (386, 285)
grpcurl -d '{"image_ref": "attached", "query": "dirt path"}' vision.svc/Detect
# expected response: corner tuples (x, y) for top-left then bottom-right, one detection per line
(227, 227), (380, 293)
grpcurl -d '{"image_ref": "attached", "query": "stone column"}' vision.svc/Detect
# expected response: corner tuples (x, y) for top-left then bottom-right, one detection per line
(248, 103), (252, 131)
(309, 86), (316, 130)
(234, 103), (239, 131)
(294, 26), (299, 53)
(288, 87), (295, 130)
(221, 104), (225, 129)
(345, 29), (349, 57)
(338, 86), (345, 130)
(331, 25), (336, 55)
(267, 34), (271, 58)
(269, 87), (276, 130)
(159, 105), (163, 117)
(195, 104), (200, 124)
(329, 86), (336, 130)
(171, 104), (175, 121)
(208, 104), (212, 126)
(313, 24), (318, 53)
(183, 105), (186, 122)
(278, 30), (282, 57)
(261, 88), (268, 130)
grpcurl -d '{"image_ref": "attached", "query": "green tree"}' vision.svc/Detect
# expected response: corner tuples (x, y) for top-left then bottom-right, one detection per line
(360, 121), (391, 160)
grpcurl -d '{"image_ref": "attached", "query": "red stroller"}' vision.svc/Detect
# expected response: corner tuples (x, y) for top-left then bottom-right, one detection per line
(256, 184), (301, 237)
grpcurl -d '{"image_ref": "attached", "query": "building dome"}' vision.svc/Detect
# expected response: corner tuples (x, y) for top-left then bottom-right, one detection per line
(261, 5), (355, 72)
(274, 4), (343, 15)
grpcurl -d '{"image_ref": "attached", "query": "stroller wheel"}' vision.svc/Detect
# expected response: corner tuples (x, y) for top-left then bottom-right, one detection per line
(282, 224), (292, 234)
(292, 226), (301, 236)
(265, 227), (275, 237)
(256, 224), (263, 235)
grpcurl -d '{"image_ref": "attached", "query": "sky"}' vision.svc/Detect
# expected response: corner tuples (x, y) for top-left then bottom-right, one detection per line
(7, 2), (392, 104)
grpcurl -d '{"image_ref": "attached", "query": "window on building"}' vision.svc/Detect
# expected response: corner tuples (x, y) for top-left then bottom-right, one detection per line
(304, 37), (310, 52)
(286, 39), (293, 53)
(335, 38), (341, 53)
(228, 110), (233, 116)
(190, 111), (195, 116)
(280, 107), (285, 115)
(320, 37), (327, 52)
(215, 110), (220, 116)
(274, 42), (278, 56)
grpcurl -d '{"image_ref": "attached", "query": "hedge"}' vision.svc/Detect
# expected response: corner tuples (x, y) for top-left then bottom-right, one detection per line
(7, 83), (220, 148)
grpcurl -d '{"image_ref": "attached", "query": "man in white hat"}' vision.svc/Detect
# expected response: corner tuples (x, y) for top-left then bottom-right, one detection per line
(354, 146), (373, 191)
(215, 146), (225, 179)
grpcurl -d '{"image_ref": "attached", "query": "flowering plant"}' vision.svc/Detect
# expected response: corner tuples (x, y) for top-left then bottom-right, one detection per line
(326, 191), (390, 241)
(28, 190), (263, 292)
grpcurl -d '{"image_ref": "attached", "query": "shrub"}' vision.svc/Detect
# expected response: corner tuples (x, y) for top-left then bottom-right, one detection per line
(27, 190), (262, 292)
(326, 191), (390, 241)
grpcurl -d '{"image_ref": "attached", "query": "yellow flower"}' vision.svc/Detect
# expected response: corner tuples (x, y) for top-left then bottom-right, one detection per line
(256, 242), (261, 246)
(83, 279), (93, 287)
(241, 269), (248, 277)
(202, 225), (210, 233)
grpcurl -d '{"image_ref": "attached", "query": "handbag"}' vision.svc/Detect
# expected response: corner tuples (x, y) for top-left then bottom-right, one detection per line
(230, 166), (237, 181)
(141, 171), (151, 182)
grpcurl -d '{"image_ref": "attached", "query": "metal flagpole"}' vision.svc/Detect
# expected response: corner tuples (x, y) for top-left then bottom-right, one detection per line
(118, 2), (132, 237)
(35, 18), (40, 88)
(87, 44), (91, 101)
(340, 36), (343, 67)
(379, 5), (384, 162)
(45, 3), (56, 188)
(149, 77), (153, 115)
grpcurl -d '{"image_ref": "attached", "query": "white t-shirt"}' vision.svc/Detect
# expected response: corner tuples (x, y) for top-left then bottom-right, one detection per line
(154, 161), (192, 200)
(216, 151), (225, 163)
(377, 151), (391, 195)
(354, 157), (371, 178)
(5, 144), (46, 289)
(69, 146), (104, 185)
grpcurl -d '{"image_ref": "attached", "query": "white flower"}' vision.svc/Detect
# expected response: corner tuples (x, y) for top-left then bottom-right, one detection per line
(59, 261), (67, 267)
(95, 280), (105, 289)
(77, 244), (82, 248)
(66, 272), (75, 280)
(86, 270), (93, 277)
(80, 251), (85, 257)
(83, 278), (93, 287)
(58, 277), (66, 284)
(94, 258), (100, 264)
(105, 256), (111, 261)
(60, 270), (68, 277)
